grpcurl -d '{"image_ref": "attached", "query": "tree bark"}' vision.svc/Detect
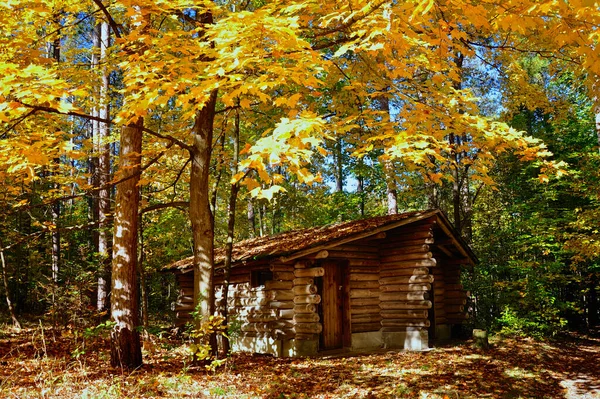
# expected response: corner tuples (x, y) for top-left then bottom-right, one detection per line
(220, 104), (240, 355)
(97, 21), (112, 312)
(0, 250), (21, 329)
(247, 198), (256, 238)
(110, 119), (143, 369)
(190, 89), (218, 323)
(378, 93), (398, 215)
(333, 139), (344, 192)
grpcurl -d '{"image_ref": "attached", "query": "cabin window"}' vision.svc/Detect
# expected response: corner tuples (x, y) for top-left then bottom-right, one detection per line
(251, 269), (273, 288)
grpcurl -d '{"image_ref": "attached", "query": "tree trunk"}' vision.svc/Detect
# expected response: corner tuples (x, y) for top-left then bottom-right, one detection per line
(190, 89), (218, 324)
(0, 250), (21, 329)
(595, 106), (600, 151)
(110, 119), (143, 369)
(97, 22), (112, 312)
(247, 198), (256, 238)
(139, 210), (148, 328)
(221, 104), (240, 355)
(51, 28), (61, 285)
(333, 139), (343, 192)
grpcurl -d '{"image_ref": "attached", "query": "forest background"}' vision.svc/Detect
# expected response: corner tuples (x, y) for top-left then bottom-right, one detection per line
(0, 0), (599, 370)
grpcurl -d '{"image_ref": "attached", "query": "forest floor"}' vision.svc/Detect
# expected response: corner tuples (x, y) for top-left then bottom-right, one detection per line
(0, 323), (599, 399)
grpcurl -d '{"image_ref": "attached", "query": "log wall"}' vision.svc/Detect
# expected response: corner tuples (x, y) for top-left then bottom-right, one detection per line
(378, 220), (436, 332)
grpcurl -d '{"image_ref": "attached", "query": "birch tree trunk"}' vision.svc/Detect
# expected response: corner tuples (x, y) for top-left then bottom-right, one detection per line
(110, 119), (143, 369)
(97, 21), (112, 312)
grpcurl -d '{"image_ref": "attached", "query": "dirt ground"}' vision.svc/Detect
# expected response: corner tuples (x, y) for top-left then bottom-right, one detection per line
(0, 326), (598, 398)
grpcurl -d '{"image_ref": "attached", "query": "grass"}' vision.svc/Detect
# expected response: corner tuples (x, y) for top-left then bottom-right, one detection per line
(0, 323), (598, 398)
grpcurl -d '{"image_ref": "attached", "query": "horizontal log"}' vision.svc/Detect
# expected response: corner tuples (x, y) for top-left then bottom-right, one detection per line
(293, 284), (318, 295)
(379, 275), (434, 285)
(293, 304), (317, 313)
(380, 310), (427, 319)
(350, 305), (381, 315)
(232, 308), (277, 316)
(351, 322), (381, 333)
(349, 273), (379, 281)
(386, 230), (433, 242)
(350, 297), (380, 307)
(347, 259), (380, 267)
(445, 305), (464, 313)
(304, 250), (329, 260)
(380, 251), (433, 263)
(349, 267), (380, 274)
(349, 289), (380, 299)
(379, 268), (430, 277)
(230, 289), (269, 298)
(270, 290), (295, 301)
(270, 320), (294, 329)
(294, 267), (324, 278)
(380, 292), (429, 301)
(381, 245), (431, 256)
(247, 315), (278, 323)
(352, 314), (382, 323)
(175, 304), (195, 311)
(326, 250), (378, 259)
(379, 300), (432, 310)
(279, 309), (294, 319)
(294, 323), (323, 334)
(349, 280), (379, 289)
(380, 259), (437, 270)
(380, 238), (434, 249)
(269, 301), (295, 309)
(273, 271), (295, 281)
(231, 298), (271, 307)
(293, 260), (312, 269)
(293, 278), (313, 286)
(270, 264), (295, 272)
(241, 323), (272, 332)
(380, 283), (431, 292)
(445, 284), (464, 290)
(293, 313), (320, 323)
(331, 244), (379, 252)
(293, 294), (321, 304)
(265, 280), (293, 290)
(381, 320), (431, 328)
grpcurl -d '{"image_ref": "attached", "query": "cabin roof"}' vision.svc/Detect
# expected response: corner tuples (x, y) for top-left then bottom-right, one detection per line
(164, 209), (477, 272)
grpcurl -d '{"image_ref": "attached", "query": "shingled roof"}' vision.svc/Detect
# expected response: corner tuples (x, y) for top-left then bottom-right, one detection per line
(164, 209), (476, 272)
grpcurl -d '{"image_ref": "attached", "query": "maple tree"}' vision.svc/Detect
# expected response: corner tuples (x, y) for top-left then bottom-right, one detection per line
(0, 0), (599, 370)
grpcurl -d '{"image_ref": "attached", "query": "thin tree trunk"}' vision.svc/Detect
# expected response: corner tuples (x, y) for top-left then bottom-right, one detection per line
(595, 106), (600, 151)
(0, 250), (21, 329)
(221, 104), (241, 355)
(97, 22), (112, 312)
(51, 27), (61, 285)
(356, 166), (365, 218)
(190, 89), (218, 323)
(377, 93), (398, 215)
(110, 119), (143, 369)
(138, 210), (148, 328)
(247, 198), (256, 238)
(333, 139), (343, 193)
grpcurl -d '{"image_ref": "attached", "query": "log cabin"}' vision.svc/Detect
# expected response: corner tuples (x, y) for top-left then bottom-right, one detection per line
(164, 209), (476, 357)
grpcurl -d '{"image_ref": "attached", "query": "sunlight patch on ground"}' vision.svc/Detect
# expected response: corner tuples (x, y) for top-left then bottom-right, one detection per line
(503, 366), (538, 379)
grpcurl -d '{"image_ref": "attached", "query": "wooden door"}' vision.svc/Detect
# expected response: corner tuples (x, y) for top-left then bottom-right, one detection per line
(318, 260), (349, 350)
